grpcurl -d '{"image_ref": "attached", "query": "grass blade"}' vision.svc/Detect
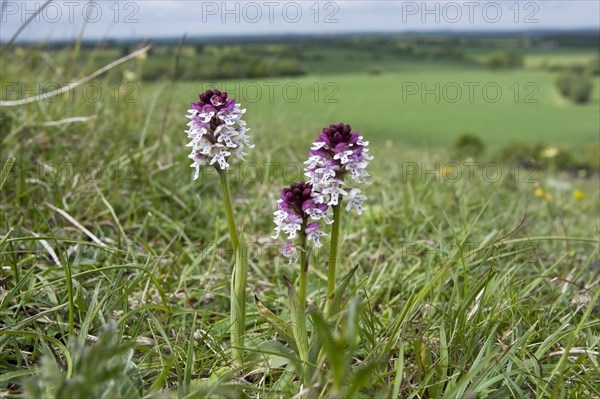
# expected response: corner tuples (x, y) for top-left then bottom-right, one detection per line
(0, 156), (15, 191)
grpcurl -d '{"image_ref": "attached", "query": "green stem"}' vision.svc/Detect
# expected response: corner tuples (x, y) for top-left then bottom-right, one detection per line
(293, 226), (310, 385)
(219, 171), (239, 251)
(299, 231), (308, 310)
(219, 170), (244, 367)
(326, 204), (341, 315)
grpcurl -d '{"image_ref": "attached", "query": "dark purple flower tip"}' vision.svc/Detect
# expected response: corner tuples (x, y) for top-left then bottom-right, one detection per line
(195, 89), (232, 111)
(316, 123), (360, 150)
(284, 192), (295, 202)
(210, 94), (224, 106)
(198, 90), (213, 105)
(280, 181), (316, 217)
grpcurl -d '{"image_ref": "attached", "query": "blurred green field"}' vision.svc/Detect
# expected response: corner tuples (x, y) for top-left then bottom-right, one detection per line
(7, 39), (598, 157)
(167, 65), (600, 150)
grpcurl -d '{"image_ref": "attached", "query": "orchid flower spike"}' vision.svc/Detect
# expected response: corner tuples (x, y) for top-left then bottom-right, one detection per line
(304, 123), (372, 214)
(272, 182), (333, 262)
(185, 89), (254, 179)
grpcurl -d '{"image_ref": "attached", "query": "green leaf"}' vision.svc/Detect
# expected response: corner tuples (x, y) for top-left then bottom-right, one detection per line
(284, 276), (310, 386)
(254, 295), (296, 347)
(329, 265), (359, 317)
(255, 340), (298, 369)
(345, 360), (383, 398)
(311, 310), (345, 394)
(182, 313), (198, 397)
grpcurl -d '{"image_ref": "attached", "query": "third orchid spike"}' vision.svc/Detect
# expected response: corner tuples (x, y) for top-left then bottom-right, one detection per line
(304, 123), (372, 214)
(272, 181), (333, 262)
(185, 89), (254, 179)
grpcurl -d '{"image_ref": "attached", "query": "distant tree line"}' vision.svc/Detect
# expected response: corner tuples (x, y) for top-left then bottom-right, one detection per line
(140, 45), (306, 81)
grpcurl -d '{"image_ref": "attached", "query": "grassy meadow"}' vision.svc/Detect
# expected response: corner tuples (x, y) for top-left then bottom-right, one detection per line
(169, 68), (600, 148)
(1, 34), (599, 398)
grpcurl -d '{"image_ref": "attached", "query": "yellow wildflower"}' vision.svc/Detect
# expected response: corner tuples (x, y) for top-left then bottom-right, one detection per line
(542, 147), (559, 158)
(441, 165), (455, 178)
(123, 70), (137, 81)
(573, 190), (585, 200)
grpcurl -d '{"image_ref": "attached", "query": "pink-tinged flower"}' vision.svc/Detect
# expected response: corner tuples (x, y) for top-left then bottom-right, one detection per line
(272, 182), (332, 261)
(185, 89), (254, 179)
(281, 241), (297, 260)
(305, 123), (372, 213)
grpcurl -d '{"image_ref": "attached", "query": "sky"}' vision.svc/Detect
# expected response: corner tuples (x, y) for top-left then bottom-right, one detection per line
(1, 0), (599, 42)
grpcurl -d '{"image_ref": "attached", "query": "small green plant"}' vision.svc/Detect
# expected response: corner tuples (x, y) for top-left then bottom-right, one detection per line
(588, 56), (600, 76)
(484, 51), (524, 70)
(556, 66), (594, 104)
(452, 132), (485, 159)
(367, 65), (384, 76)
(494, 141), (544, 167)
(23, 327), (142, 399)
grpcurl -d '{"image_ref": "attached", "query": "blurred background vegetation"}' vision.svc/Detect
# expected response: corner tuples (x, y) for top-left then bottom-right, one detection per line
(3, 31), (599, 172)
